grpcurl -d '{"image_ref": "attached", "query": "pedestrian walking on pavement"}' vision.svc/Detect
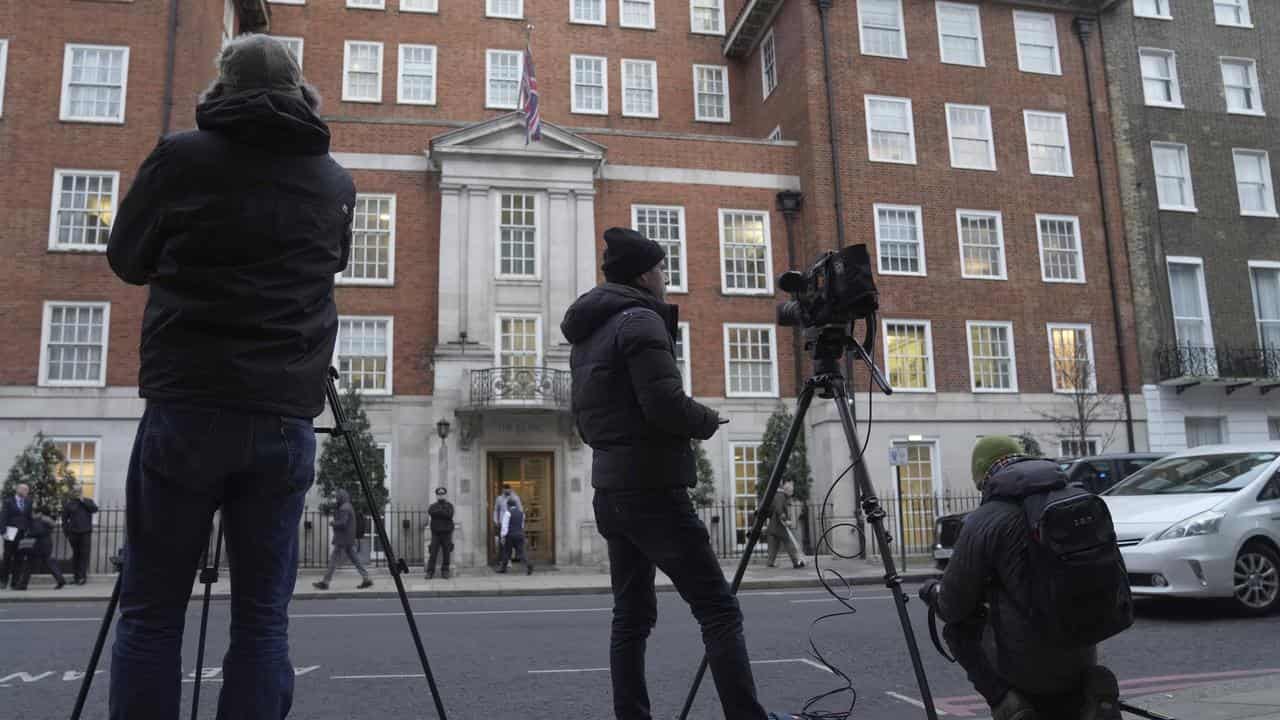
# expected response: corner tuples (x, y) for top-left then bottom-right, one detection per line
(491, 485), (522, 563)
(62, 485), (98, 585)
(766, 480), (805, 569)
(0, 483), (34, 590)
(425, 487), (454, 579)
(498, 500), (533, 575)
(314, 489), (374, 591)
(11, 513), (65, 590)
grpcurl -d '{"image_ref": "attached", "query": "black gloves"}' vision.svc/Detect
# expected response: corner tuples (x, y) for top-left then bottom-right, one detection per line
(918, 579), (941, 608)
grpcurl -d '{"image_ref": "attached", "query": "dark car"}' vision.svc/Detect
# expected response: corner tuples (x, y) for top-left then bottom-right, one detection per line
(932, 452), (1167, 568)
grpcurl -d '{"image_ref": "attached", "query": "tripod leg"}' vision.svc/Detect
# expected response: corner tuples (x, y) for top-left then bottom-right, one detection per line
(830, 382), (939, 720)
(70, 569), (124, 720)
(677, 384), (817, 720)
(191, 518), (225, 720)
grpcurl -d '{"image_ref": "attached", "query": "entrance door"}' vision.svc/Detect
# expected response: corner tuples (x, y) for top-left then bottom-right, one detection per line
(893, 442), (938, 553)
(488, 453), (555, 565)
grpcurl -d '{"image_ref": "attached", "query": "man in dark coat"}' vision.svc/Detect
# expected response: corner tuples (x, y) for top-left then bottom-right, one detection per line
(0, 483), (34, 590)
(562, 227), (783, 720)
(766, 480), (804, 569)
(920, 436), (1121, 720)
(62, 486), (99, 584)
(314, 489), (373, 590)
(425, 487), (454, 579)
(11, 512), (65, 590)
(498, 499), (532, 575)
(105, 34), (353, 719)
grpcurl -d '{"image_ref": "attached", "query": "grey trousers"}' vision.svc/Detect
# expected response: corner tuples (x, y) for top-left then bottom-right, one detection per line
(766, 531), (799, 567)
(323, 543), (369, 582)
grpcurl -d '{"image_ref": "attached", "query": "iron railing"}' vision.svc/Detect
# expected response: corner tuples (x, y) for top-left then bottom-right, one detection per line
(468, 366), (571, 408)
(1157, 344), (1280, 381)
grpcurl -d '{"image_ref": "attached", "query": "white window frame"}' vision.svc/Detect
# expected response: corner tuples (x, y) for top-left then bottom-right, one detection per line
(729, 441), (764, 547)
(935, 1), (984, 68)
(570, 0), (607, 25)
(48, 169), (120, 252)
(1013, 11), (1060, 76)
(339, 193), (396, 286)
(59, 44), (130, 124)
(347, 0), (385, 9)
(1139, 48), (1183, 109)
(274, 36), (305, 69)
(620, 59), (659, 118)
(1046, 323), (1096, 394)
(874, 203), (926, 277)
(619, 0), (656, 29)
(1133, 0), (1171, 20)
(396, 44), (437, 106)
(400, 0), (439, 13)
(496, 191), (540, 280)
(956, 209), (1007, 281)
(49, 437), (101, 501)
(761, 29), (778, 99)
(1035, 214), (1086, 284)
(675, 321), (692, 395)
(1214, 0), (1252, 28)
(1152, 142), (1197, 212)
(342, 41), (384, 103)
(693, 64), (730, 123)
(486, 49), (524, 110)
(966, 320), (1019, 393)
(571, 54), (608, 115)
(268, 0), (307, 4)
(1250, 260), (1280, 349)
(858, 0), (908, 60)
(718, 209), (774, 296)
(864, 95), (917, 165)
(487, 0), (524, 19)
(632, 204), (687, 293)
(494, 313), (544, 368)
(1023, 110), (1074, 177)
(38, 301), (111, 388)
(334, 316), (395, 395)
(0, 39), (8, 118)
(1220, 57), (1264, 116)
(722, 323), (780, 398)
(1166, 256), (1214, 349)
(767, 126), (783, 141)
(1233, 149), (1278, 217)
(945, 103), (996, 171)
(882, 319), (936, 393)
(690, 0), (725, 36)
(1059, 438), (1100, 458)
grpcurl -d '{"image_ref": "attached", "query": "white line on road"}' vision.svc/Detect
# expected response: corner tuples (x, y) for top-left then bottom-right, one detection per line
(790, 595), (891, 604)
(886, 691), (948, 716)
(528, 667), (610, 674)
(524, 658), (834, 677)
(798, 658), (835, 674)
(293, 607), (613, 619)
(332, 674), (425, 680)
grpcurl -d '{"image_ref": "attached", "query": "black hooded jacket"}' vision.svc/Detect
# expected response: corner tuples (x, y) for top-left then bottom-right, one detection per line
(938, 458), (1097, 695)
(561, 284), (720, 491)
(107, 89), (355, 418)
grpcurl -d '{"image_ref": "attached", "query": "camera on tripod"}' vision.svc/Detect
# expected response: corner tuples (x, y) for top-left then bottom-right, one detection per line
(775, 244), (879, 330)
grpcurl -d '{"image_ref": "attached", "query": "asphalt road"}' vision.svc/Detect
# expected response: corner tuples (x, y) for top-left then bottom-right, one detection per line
(1, 583), (1275, 720)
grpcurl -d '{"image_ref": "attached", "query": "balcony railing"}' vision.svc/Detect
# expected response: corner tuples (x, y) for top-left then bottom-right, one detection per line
(468, 366), (571, 409)
(1157, 344), (1280, 383)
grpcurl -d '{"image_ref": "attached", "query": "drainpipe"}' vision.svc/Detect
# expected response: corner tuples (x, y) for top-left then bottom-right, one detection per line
(777, 191), (806, 395)
(160, 0), (180, 137)
(1074, 17), (1137, 452)
(814, 0), (847, 251)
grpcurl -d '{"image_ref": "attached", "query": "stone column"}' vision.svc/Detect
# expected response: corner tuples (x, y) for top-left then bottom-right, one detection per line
(549, 188), (574, 346)
(437, 184), (464, 344)
(466, 186), (492, 355)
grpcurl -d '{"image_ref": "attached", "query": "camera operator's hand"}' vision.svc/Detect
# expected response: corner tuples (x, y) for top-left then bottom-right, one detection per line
(918, 579), (941, 608)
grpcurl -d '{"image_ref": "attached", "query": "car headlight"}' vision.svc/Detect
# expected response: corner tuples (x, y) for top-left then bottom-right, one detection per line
(1154, 510), (1225, 542)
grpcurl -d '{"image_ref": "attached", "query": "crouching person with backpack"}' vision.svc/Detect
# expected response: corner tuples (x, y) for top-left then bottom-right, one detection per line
(918, 436), (1132, 720)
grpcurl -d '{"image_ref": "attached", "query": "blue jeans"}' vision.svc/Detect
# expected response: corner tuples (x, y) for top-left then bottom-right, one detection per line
(110, 401), (315, 720)
(593, 488), (767, 720)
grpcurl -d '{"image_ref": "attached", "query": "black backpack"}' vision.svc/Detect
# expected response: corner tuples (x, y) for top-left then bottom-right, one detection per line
(1020, 485), (1133, 648)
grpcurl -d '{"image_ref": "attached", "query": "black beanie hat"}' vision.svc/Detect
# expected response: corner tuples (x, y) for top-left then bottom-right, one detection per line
(602, 227), (666, 283)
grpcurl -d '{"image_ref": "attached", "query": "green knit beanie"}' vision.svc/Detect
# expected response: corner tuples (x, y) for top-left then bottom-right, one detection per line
(971, 435), (1025, 490)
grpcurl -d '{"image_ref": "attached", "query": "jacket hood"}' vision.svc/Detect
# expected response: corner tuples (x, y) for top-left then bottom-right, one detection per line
(983, 458), (1066, 501)
(560, 283), (675, 343)
(196, 89), (330, 155)
(336, 489), (351, 506)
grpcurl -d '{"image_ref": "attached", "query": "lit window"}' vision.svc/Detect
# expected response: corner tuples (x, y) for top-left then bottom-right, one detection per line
(571, 55), (607, 115)
(486, 50), (523, 109)
(340, 194), (395, 285)
(1152, 142), (1196, 211)
(397, 44), (437, 105)
(621, 59), (658, 118)
(731, 442), (762, 546)
(60, 45), (130, 123)
(336, 317), (393, 393)
(1167, 258), (1213, 349)
(1133, 0), (1170, 19)
(693, 64), (729, 122)
(761, 29), (778, 98)
(1140, 48), (1182, 108)
(633, 205), (686, 292)
(719, 210), (773, 294)
(1233, 150), (1277, 217)
(1047, 324), (1095, 393)
(691, 0), (724, 35)
(883, 320), (935, 392)
(957, 210), (1005, 280)
(1221, 58), (1263, 115)
(874, 204), (925, 276)
(401, 0), (438, 12)
(865, 96), (916, 164)
(497, 314), (541, 368)
(1036, 215), (1085, 283)
(40, 302), (110, 388)
(343, 41), (384, 103)
(967, 321), (1017, 392)
(274, 37), (304, 69)
(1214, 0), (1251, 27)
(946, 104), (995, 171)
(487, 0), (523, 19)
(1250, 263), (1280, 353)
(49, 170), (119, 252)
(674, 322), (692, 394)
(621, 0), (655, 29)
(572, 0), (605, 24)
(498, 193), (537, 278)
(1024, 111), (1072, 176)
(51, 439), (99, 501)
(859, 0), (906, 59)
(724, 325), (778, 397)
(936, 1), (983, 67)
(1013, 11), (1060, 76)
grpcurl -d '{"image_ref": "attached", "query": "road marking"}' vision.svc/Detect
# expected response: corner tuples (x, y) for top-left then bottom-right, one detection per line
(790, 595), (891, 604)
(0, 618), (100, 624)
(332, 673), (425, 680)
(886, 691), (948, 716)
(528, 667), (609, 674)
(798, 658), (835, 674)
(524, 658), (834, 677)
(292, 607), (613, 619)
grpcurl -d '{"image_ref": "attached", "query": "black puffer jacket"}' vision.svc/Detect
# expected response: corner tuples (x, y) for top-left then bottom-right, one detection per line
(938, 459), (1097, 695)
(561, 284), (720, 491)
(107, 89), (355, 418)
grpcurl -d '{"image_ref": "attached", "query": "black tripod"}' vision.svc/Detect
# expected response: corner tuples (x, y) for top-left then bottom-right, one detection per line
(70, 367), (449, 719)
(677, 325), (939, 720)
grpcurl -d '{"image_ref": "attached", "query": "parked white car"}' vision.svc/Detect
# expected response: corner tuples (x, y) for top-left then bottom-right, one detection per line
(1102, 443), (1280, 615)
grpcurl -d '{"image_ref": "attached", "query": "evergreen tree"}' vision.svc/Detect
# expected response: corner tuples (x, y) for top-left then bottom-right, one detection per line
(316, 387), (389, 516)
(689, 440), (717, 507)
(4, 433), (77, 516)
(1014, 432), (1044, 458)
(756, 405), (812, 502)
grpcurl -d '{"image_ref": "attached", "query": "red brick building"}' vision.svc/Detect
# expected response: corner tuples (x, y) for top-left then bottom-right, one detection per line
(0, 0), (1140, 565)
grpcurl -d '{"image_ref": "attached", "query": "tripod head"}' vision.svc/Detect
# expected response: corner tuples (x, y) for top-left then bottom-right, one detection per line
(803, 319), (893, 398)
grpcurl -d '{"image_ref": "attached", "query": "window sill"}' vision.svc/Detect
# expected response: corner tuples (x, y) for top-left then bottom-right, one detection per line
(399, 8), (438, 14)
(961, 274), (1009, 282)
(487, 103), (520, 111)
(571, 108), (609, 116)
(570, 19), (606, 27)
(861, 51), (909, 61)
(48, 246), (108, 254)
(59, 116), (126, 125)
(720, 290), (775, 297)
(868, 157), (918, 166)
(620, 24), (658, 31)
(725, 392), (781, 400)
(336, 279), (395, 287)
(892, 387), (936, 394)
(39, 381), (108, 389)
(878, 270), (928, 278)
(690, 29), (726, 38)
(1053, 388), (1097, 395)
(1144, 102), (1185, 110)
(342, 97), (383, 104)
(1030, 170), (1075, 178)
(1158, 205), (1199, 214)
(951, 164), (998, 173)
(1242, 211), (1280, 219)
(1216, 22), (1254, 29)
(346, 4), (387, 10)
(1042, 277), (1087, 285)
(1135, 14), (1173, 21)
(621, 111), (660, 119)
(397, 99), (437, 107)
(695, 116), (732, 124)
(1227, 109), (1266, 118)
(971, 388), (1019, 395)
(941, 60), (986, 69)
(1018, 68), (1062, 77)
(496, 277), (542, 285)
(486, 13), (525, 20)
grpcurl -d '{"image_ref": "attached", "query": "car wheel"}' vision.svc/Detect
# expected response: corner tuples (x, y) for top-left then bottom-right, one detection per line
(1232, 543), (1280, 616)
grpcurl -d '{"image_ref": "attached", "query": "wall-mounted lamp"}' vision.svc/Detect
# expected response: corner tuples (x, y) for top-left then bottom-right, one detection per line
(436, 418), (452, 440)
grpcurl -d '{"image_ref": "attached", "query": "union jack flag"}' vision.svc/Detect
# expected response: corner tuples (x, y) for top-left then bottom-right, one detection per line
(518, 45), (542, 144)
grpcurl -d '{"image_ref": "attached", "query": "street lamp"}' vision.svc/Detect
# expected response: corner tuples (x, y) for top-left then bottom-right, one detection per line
(436, 418), (451, 440)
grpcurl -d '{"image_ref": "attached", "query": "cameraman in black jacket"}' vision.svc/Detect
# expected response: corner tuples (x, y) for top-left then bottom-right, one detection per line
(562, 228), (785, 720)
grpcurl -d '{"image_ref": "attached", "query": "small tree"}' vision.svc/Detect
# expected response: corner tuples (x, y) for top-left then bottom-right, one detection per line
(4, 433), (77, 516)
(689, 440), (717, 507)
(316, 387), (389, 517)
(1038, 359), (1120, 458)
(757, 405), (812, 502)
(1014, 432), (1044, 458)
